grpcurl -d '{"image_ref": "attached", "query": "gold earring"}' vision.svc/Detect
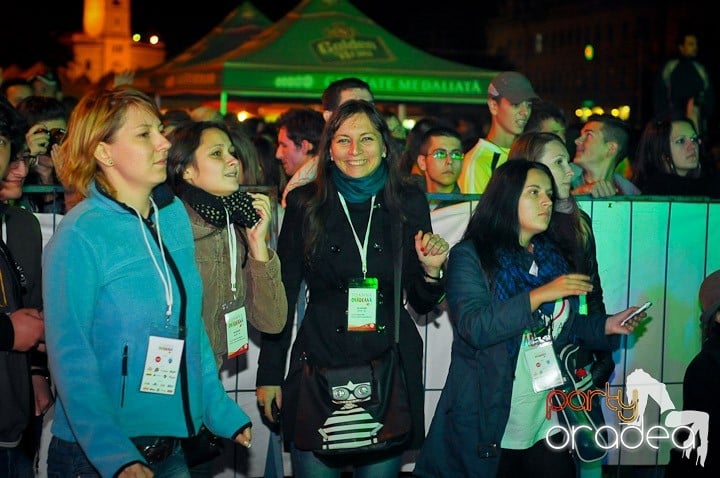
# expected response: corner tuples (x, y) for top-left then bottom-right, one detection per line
(107, 159), (114, 166)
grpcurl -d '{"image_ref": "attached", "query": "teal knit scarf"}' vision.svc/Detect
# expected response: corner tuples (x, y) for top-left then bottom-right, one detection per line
(330, 162), (388, 203)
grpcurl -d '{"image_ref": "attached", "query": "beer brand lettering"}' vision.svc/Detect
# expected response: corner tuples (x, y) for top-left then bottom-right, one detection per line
(313, 37), (390, 62)
(274, 75), (315, 89)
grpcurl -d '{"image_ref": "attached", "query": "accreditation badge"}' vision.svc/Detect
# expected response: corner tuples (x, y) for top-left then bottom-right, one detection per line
(522, 335), (564, 393)
(225, 305), (249, 358)
(140, 336), (184, 395)
(347, 277), (378, 332)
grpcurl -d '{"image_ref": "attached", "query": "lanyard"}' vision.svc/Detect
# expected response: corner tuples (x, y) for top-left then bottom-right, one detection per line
(134, 197), (174, 319)
(338, 192), (375, 279)
(225, 208), (238, 299)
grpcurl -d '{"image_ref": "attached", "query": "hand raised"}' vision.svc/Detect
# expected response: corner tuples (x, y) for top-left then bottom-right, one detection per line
(530, 274), (593, 310)
(414, 230), (449, 274)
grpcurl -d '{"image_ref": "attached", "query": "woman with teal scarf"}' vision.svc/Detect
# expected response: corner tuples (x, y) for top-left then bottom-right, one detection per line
(256, 100), (449, 477)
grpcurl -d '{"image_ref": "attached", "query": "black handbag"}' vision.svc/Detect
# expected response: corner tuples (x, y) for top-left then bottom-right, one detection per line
(293, 344), (412, 454)
(181, 424), (224, 468)
(553, 343), (609, 463)
(292, 222), (412, 455)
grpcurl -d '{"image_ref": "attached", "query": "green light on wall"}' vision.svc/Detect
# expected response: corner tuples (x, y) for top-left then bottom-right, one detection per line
(584, 44), (594, 61)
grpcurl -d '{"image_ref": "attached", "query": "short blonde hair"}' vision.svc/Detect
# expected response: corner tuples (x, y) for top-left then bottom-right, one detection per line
(57, 86), (161, 200)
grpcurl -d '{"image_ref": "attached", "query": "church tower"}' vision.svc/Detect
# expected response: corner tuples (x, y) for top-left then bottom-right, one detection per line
(68, 0), (165, 84)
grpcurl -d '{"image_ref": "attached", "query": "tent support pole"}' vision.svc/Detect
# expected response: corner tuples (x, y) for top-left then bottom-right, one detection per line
(220, 91), (228, 116)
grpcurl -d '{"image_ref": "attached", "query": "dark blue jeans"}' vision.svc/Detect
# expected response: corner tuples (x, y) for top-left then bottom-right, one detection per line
(497, 435), (576, 478)
(46, 436), (191, 478)
(0, 446), (34, 478)
(290, 443), (403, 478)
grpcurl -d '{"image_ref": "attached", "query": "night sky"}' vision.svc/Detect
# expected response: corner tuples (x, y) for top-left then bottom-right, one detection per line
(0, 0), (491, 70)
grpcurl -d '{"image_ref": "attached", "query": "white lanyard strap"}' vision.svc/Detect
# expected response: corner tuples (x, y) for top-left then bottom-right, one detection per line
(134, 197), (174, 318)
(225, 208), (238, 299)
(337, 193), (375, 279)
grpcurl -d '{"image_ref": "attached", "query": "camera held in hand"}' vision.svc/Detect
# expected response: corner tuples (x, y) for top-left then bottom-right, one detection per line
(48, 128), (66, 148)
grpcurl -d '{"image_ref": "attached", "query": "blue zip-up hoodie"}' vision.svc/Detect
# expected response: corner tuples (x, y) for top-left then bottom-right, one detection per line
(43, 182), (250, 477)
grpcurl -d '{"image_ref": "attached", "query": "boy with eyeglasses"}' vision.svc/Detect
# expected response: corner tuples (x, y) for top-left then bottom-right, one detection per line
(416, 126), (465, 210)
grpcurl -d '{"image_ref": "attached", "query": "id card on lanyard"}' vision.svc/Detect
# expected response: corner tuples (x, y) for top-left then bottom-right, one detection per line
(521, 298), (568, 392)
(223, 210), (249, 356)
(225, 305), (249, 358)
(522, 336), (564, 393)
(136, 198), (183, 395)
(348, 277), (378, 331)
(141, 336), (184, 395)
(339, 193), (379, 332)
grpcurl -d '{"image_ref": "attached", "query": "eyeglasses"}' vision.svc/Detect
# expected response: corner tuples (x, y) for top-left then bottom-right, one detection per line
(331, 382), (372, 401)
(673, 136), (701, 147)
(425, 149), (464, 162)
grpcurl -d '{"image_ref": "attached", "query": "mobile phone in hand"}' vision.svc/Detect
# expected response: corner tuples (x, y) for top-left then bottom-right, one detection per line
(620, 301), (652, 327)
(271, 399), (281, 424)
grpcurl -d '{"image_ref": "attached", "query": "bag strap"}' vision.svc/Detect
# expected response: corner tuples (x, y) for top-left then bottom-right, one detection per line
(490, 151), (502, 172)
(393, 221), (403, 345)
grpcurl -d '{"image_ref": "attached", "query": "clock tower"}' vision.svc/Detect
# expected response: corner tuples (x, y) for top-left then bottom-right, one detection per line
(68, 0), (165, 84)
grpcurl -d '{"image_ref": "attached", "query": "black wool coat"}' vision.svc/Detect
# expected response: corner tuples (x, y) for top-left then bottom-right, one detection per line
(257, 180), (445, 452)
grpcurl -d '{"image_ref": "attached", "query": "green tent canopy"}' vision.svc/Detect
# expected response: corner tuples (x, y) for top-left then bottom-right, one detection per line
(133, 1), (271, 93)
(146, 0), (498, 107)
(159, 2), (272, 71)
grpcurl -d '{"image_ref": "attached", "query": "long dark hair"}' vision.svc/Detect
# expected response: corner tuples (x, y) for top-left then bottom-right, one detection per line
(509, 131), (588, 271)
(632, 116), (700, 187)
(165, 120), (236, 196)
(165, 120), (250, 265)
(301, 99), (402, 260)
(0, 96), (28, 159)
(462, 159), (560, 276)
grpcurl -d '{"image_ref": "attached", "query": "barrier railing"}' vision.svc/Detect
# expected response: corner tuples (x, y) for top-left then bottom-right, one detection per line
(27, 186), (720, 476)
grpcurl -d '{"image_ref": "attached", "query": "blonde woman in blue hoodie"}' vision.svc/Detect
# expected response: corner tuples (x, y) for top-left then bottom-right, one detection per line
(43, 86), (252, 478)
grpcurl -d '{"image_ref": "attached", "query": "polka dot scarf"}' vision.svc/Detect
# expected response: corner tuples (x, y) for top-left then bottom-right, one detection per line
(181, 184), (260, 228)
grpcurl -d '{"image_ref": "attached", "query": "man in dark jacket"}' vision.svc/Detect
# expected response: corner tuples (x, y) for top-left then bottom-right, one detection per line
(0, 96), (46, 477)
(654, 30), (715, 140)
(666, 269), (720, 477)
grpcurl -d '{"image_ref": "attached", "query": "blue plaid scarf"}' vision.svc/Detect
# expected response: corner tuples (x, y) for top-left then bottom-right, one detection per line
(492, 235), (575, 331)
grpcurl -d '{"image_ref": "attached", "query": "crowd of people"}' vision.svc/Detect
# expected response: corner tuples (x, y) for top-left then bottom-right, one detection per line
(0, 54), (717, 478)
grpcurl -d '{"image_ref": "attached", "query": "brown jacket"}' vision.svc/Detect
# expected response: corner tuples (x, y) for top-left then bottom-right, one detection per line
(185, 204), (287, 369)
